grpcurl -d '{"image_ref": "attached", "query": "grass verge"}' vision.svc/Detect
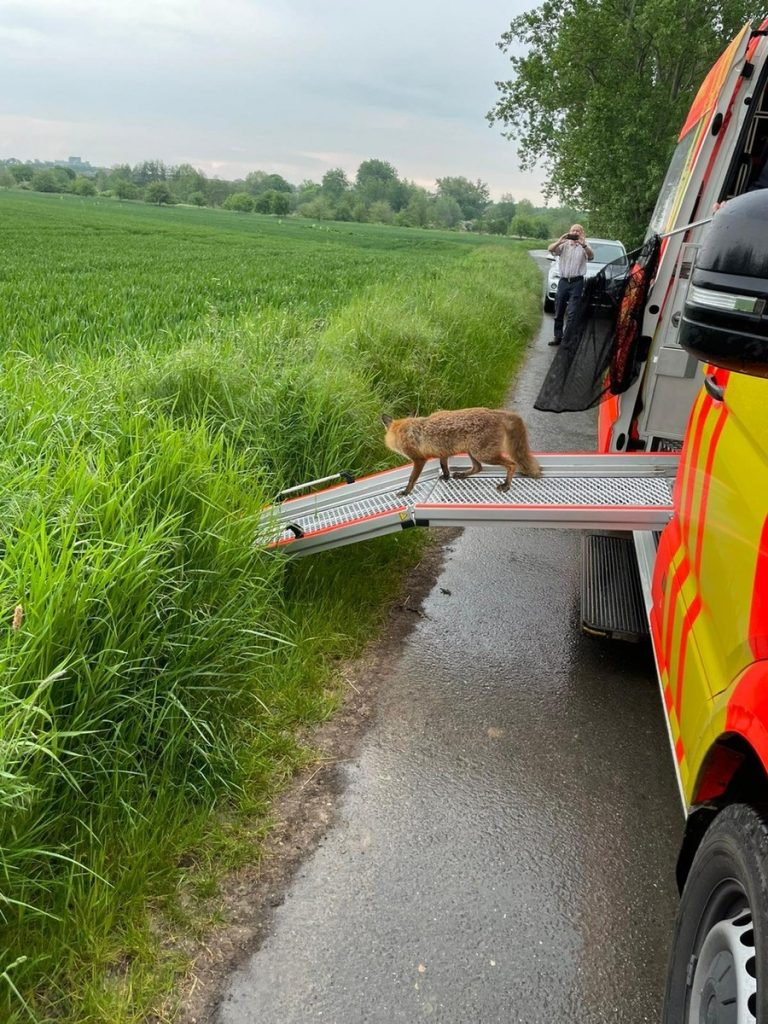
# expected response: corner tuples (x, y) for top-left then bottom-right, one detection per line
(0, 220), (542, 1021)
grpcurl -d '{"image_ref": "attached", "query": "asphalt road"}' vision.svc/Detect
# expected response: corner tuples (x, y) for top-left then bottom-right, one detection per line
(216, 253), (682, 1024)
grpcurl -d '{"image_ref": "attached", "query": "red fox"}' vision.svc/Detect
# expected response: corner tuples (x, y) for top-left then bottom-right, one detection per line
(381, 407), (542, 496)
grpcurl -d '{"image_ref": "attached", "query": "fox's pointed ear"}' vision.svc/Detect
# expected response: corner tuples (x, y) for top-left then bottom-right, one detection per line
(381, 414), (393, 428)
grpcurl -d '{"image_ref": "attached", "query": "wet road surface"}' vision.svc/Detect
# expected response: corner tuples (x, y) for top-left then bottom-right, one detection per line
(216, 253), (682, 1024)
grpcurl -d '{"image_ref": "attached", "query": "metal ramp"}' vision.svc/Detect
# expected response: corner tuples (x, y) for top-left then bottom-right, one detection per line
(258, 453), (678, 557)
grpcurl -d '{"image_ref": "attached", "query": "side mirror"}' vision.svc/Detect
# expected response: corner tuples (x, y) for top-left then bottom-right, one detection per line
(546, 253), (556, 261)
(679, 190), (768, 378)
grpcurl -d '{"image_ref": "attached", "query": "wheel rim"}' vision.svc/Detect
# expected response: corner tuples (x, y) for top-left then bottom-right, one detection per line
(688, 902), (757, 1024)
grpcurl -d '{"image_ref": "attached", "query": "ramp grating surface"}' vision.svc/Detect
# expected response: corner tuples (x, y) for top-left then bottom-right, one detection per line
(419, 474), (674, 507)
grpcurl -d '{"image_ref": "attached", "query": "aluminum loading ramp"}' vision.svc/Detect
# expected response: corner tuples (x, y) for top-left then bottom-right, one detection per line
(258, 453), (678, 557)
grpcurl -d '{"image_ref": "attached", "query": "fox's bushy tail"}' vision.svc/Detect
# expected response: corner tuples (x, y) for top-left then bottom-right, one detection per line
(504, 413), (542, 478)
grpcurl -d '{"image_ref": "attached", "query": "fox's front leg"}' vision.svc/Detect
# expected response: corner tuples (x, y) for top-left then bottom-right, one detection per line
(439, 459), (450, 481)
(399, 458), (426, 497)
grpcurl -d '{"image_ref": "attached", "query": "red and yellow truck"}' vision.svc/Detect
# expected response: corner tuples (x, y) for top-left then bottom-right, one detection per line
(601, 19), (768, 1021)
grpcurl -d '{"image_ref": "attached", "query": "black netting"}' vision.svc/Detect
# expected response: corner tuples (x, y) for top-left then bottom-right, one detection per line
(534, 235), (661, 413)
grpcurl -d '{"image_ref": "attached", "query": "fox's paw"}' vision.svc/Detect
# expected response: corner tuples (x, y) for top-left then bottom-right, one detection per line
(452, 470), (470, 480)
(398, 488), (412, 498)
(496, 481), (510, 492)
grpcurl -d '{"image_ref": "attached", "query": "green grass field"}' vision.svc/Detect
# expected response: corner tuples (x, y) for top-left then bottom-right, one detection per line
(0, 191), (542, 1022)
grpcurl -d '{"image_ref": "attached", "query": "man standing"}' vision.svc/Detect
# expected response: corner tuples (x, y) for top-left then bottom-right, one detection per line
(547, 224), (593, 346)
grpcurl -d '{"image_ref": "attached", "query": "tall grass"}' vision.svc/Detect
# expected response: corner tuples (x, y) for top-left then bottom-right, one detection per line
(0, 192), (542, 1021)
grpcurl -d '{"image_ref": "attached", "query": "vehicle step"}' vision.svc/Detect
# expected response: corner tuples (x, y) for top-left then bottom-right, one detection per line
(581, 532), (649, 642)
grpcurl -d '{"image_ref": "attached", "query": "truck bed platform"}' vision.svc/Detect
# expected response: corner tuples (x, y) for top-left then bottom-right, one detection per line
(258, 453), (678, 557)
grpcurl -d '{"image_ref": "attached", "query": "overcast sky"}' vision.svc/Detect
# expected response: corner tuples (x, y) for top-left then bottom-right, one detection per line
(0, 0), (546, 201)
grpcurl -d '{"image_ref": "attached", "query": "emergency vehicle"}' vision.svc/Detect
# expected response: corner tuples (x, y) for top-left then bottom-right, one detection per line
(599, 19), (768, 1022)
(259, 19), (768, 1021)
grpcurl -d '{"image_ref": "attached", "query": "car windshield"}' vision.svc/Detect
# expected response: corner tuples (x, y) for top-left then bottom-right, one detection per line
(589, 242), (627, 264)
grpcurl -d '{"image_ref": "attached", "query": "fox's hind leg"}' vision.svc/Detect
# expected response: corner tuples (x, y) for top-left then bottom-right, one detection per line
(478, 453), (517, 492)
(452, 454), (482, 480)
(439, 458), (450, 481)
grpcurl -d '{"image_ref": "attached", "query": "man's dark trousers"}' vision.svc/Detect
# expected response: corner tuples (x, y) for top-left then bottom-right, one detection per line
(552, 275), (584, 344)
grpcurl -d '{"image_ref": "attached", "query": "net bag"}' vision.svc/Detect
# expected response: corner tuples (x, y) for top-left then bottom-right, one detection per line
(534, 235), (661, 413)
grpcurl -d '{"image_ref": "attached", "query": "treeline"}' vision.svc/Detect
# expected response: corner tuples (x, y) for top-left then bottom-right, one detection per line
(488, 0), (761, 242)
(0, 156), (583, 237)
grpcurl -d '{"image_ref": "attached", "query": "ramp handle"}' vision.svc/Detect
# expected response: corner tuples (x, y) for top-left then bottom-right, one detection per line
(704, 374), (725, 402)
(275, 471), (356, 503)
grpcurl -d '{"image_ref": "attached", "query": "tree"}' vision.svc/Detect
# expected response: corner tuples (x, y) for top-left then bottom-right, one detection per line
(253, 189), (291, 214)
(488, 0), (762, 243)
(368, 200), (394, 224)
(270, 191), (291, 215)
(298, 196), (334, 220)
(206, 178), (235, 207)
(435, 176), (490, 219)
(171, 163), (207, 202)
(482, 208), (510, 235)
(399, 187), (430, 227)
(72, 176), (97, 196)
(431, 195), (463, 229)
(355, 158), (399, 205)
(261, 173), (293, 193)
(296, 179), (321, 204)
(9, 163), (34, 183)
(387, 178), (411, 212)
(223, 191), (254, 212)
(105, 164), (132, 191)
(245, 171), (293, 196)
(334, 196), (355, 221)
(188, 191), (207, 207)
(253, 191), (273, 213)
(145, 181), (175, 205)
(508, 213), (537, 238)
(244, 171), (267, 195)
(31, 170), (67, 193)
(133, 160), (167, 186)
(321, 167), (350, 203)
(481, 194), (517, 234)
(115, 180), (141, 200)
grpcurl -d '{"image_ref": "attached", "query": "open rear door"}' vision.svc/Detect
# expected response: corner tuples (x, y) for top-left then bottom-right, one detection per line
(605, 23), (759, 452)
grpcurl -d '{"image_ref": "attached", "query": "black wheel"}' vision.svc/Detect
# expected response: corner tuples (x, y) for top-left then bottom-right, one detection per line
(663, 804), (768, 1023)
(543, 296), (555, 313)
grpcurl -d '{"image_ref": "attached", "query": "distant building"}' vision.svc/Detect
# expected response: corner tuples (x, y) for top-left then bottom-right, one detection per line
(63, 156), (96, 174)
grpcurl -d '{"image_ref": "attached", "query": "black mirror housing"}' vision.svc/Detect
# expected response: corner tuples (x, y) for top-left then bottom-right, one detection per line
(680, 190), (768, 379)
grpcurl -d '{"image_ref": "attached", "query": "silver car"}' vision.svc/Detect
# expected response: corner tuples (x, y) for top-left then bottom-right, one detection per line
(544, 238), (628, 313)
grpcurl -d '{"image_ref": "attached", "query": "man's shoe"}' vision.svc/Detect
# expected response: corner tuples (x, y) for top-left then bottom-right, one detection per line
(548, 338), (561, 346)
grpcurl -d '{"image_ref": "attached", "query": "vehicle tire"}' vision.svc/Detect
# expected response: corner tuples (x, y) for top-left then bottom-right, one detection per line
(663, 803), (768, 1023)
(543, 297), (554, 313)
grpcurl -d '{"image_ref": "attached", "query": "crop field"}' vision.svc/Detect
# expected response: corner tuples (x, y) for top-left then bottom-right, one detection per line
(0, 190), (542, 1022)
